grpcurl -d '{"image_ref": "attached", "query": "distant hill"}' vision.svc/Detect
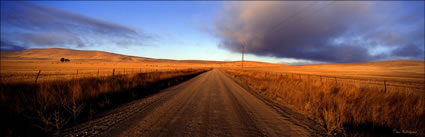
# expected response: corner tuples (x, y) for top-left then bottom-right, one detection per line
(0, 48), (155, 62)
(1, 48), (423, 81)
(3, 48), (420, 68)
(0, 48), (279, 67)
(352, 60), (425, 67)
(300, 60), (425, 69)
(287, 60), (424, 79)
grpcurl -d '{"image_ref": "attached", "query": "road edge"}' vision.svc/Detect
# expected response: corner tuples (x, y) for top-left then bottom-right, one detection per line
(217, 69), (328, 137)
(60, 69), (212, 137)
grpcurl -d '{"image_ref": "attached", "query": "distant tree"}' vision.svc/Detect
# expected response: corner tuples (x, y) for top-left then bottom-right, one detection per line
(60, 58), (65, 62)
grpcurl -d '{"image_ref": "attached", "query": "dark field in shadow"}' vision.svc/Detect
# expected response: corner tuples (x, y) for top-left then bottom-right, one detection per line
(0, 69), (210, 137)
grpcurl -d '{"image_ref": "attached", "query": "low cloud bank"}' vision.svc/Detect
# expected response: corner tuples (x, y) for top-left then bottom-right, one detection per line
(214, 1), (424, 63)
(1, 2), (152, 51)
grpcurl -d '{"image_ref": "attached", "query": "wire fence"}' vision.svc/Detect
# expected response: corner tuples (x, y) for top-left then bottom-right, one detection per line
(228, 69), (425, 91)
(0, 68), (197, 83)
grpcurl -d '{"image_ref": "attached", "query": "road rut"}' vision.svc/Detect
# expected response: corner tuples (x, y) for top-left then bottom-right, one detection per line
(64, 69), (323, 137)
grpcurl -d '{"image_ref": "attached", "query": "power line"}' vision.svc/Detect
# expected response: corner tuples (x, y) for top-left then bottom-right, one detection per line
(240, 2), (335, 64)
(362, 2), (423, 36)
(266, 2), (318, 34)
(269, 1), (335, 36)
(241, 43), (245, 69)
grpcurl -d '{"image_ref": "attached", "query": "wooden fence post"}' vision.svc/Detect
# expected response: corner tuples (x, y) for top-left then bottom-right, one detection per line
(35, 70), (41, 83)
(112, 68), (115, 77)
(76, 69), (79, 77)
(384, 80), (387, 92)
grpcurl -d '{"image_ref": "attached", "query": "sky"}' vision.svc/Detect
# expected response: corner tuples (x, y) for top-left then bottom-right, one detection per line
(1, 1), (424, 64)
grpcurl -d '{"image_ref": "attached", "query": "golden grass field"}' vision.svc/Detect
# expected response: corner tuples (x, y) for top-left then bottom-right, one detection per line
(0, 48), (205, 82)
(220, 61), (424, 136)
(0, 48), (276, 82)
(1, 48), (424, 136)
(0, 48), (216, 136)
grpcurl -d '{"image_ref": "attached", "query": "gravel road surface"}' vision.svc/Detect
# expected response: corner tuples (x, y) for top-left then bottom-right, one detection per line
(63, 69), (324, 137)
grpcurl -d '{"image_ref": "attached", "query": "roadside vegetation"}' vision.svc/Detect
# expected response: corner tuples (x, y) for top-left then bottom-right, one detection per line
(223, 69), (425, 137)
(0, 68), (209, 136)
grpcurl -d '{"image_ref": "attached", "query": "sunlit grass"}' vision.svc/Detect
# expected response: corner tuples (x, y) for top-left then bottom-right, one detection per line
(223, 69), (425, 136)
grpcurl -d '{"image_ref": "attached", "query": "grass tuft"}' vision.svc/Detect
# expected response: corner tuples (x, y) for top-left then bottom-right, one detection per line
(0, 69), (209, 136)
(223, 69), (425, 136)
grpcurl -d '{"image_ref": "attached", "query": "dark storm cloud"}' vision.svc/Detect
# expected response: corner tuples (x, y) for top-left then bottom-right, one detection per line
(392, 44), (425, 60)
(0, 40), (27, 51)
(0, 2), (152, 49)
(214, 1), (425, 63)
(19, 32), (85, 47)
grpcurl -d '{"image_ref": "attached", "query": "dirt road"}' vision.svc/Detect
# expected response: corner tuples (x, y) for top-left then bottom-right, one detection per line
(64, 69), (324, 137)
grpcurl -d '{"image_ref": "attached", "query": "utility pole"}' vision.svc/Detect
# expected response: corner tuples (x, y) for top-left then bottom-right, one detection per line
(241, 43), (245, 69)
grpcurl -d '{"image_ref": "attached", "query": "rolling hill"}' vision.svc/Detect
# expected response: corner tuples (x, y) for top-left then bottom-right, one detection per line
(0, 48), (423, 83)
(0, 48), (279, 69)
(1, 48), (423, 70)
(1, 48), (154, 62)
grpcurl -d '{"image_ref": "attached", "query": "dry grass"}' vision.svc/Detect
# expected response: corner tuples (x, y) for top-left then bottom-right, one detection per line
(223, 68), (425, 136)
(0, 67), (198, 83)
(221, 60), (424, 82)
(0, 48), (272, 83)
(2, 48), (423, 136)
(0, 48), (251, 136)
(0, 68), (209, 136)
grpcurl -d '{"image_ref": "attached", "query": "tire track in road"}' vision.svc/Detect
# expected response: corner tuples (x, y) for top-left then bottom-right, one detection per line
(65, 69), (324, 137)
